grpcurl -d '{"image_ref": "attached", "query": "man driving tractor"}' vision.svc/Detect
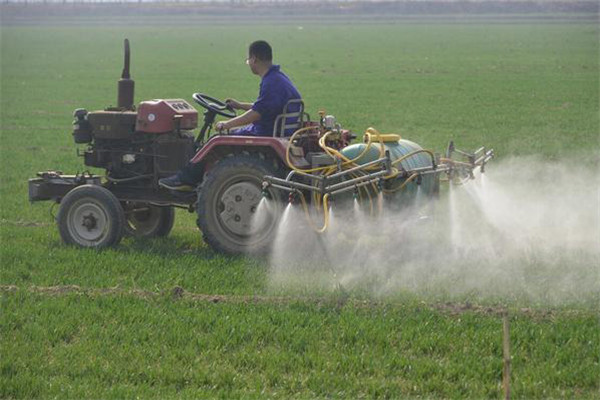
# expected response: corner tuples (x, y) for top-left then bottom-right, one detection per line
(159, 40), (302, 191)
(29, 37), (494, 254)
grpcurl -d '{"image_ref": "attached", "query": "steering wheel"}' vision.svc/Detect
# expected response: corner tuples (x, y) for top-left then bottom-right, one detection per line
(192, 93), (236, 118)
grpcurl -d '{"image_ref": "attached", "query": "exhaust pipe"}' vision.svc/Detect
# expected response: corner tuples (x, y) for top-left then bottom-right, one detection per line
(117, 39), (135, 110)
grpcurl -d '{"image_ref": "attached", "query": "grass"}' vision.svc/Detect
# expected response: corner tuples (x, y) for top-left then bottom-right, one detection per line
(2, 290), (598, 398)
(1, 13), (599, 398)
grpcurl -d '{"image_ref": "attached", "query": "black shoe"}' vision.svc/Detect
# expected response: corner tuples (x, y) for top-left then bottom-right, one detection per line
(158, 175), (195, 192)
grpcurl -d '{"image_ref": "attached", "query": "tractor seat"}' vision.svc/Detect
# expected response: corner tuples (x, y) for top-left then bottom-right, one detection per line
(272, 99), (309, 138)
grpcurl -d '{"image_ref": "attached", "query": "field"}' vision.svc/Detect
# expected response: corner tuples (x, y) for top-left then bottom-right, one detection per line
(1, 8), (599, 398)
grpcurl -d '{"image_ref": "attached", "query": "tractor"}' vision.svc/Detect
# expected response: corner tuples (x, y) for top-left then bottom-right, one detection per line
(28, 39), (493, 254)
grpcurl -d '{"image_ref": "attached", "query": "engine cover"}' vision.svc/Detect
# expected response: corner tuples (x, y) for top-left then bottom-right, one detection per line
(87, 111), (137, 139)
(136, 99), (198, 134)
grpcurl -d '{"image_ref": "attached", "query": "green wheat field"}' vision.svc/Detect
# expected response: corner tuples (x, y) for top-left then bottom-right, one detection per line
(1, 8), (599, 398)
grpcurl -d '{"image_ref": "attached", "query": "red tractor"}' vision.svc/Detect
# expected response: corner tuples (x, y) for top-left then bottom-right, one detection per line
(28, 40), (493, 254)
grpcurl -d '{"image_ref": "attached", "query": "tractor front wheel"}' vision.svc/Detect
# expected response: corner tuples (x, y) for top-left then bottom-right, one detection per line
(196, 155), (283, 254)
(57, 184), (125, 249)
(122, 202), (175, 238)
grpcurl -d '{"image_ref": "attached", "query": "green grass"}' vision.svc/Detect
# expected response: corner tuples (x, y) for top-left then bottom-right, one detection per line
(2, 291), (598, 398)
(1, 15), (599, 398)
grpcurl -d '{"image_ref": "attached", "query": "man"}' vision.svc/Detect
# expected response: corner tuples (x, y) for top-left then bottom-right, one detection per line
(159, 40), (301, 191)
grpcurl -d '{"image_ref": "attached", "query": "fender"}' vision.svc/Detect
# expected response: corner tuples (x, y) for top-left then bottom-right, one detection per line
(189, 135), (308, 168)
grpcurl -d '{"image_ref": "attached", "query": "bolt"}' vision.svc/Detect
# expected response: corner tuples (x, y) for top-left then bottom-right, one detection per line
(235, 195), (242, 202)
(250, 206), (256, 213)
(234, 214), (241, 222)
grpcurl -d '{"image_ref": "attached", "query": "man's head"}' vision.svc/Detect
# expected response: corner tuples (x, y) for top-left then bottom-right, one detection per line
(247, 40), (273, 76)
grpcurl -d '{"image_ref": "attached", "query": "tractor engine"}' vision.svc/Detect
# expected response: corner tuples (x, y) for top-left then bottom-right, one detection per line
(70, 39), (198, 182)
(71, 100), (198, 181)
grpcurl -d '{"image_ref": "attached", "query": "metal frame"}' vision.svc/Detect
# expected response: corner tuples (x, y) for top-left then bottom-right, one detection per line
(28, 171), (196, 207)
(264, 151), (395, 197)
(272, 99), (309, 138)
(263, 145), (494, 198)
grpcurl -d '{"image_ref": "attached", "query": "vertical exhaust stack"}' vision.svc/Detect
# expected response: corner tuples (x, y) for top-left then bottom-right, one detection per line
(118, 39), (135, 110)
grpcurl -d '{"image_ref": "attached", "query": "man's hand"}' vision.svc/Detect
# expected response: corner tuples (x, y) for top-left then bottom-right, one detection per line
(215, 121), (228, 132)
(225, 98), (243, 110)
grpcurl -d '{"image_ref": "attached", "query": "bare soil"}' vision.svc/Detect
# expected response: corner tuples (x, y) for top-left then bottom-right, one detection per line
(1, 284), (580, 318)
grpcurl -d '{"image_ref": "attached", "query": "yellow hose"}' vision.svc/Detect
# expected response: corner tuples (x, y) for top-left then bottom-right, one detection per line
(365, 127), (386, 159)
(286, 126), (333, 174)
(312, 127), (394, 221)
(318, 130), (375, 168)
(298, 192), (330, 233)
(391, 149), (436, 167)
(365, 127), (401, 141)
(283, 126), (437, 232)
(310, 130), (378, 223)
(383, 173), (419, 194)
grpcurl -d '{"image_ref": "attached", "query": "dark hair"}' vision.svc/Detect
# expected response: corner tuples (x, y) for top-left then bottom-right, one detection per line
(249, 40), (272, 62)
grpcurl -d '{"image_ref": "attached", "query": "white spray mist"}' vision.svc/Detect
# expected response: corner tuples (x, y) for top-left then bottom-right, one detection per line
(266, 156), (600, 306)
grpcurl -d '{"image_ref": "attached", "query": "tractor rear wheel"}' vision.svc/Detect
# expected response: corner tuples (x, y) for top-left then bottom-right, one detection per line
(196, 155), (283, 254)
(122, 202), (175, 238)
(57, 184), (124, 249)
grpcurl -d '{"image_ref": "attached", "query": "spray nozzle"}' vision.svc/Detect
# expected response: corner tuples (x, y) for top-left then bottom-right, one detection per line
(353, 187), (359, 200)
(261, 182), (271, 199)
(288, 191), (298, 204)
(416, 174), (422, 186)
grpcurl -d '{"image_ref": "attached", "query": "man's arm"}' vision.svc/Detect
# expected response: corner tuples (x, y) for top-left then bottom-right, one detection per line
(216, 109), (261, 131)
(225, 98), (253, 111)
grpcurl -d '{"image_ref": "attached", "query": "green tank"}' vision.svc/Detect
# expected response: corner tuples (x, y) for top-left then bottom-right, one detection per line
(339, 139), (439, 208)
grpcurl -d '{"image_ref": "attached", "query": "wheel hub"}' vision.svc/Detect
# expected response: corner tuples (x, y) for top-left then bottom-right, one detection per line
(82, 213), (97, 230)
(69, 202), (108, 242)
(219, 182), (262, 236)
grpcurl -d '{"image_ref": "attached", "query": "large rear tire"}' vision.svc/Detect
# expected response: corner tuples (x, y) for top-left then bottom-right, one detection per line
(122, 202), (175, 238)
(196, 155), (283, 254)
(57, 184), (124, 249)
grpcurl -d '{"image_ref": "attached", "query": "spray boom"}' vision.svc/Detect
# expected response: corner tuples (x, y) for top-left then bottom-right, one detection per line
(262, 126), (494, 233)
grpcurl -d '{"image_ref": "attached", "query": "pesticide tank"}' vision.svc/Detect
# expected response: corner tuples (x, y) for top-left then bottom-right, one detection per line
(340, 138), (438, 207)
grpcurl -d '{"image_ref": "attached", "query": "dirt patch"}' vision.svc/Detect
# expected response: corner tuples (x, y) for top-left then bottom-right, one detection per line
(0, 284), (583, 318)
(0, 219), (51, 228)
(29, 285), (83, 295)
(0, 285), (18, 293)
